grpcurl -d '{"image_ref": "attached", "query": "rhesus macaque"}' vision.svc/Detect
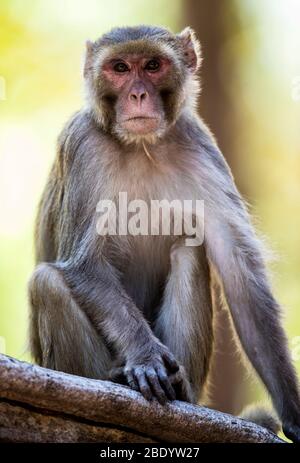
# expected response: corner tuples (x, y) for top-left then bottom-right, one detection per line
(29, 26), (300, 442)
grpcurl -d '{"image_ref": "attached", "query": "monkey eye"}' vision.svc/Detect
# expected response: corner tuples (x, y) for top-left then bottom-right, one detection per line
(113, 62), (129, 73)
(145, 59), (160, 72)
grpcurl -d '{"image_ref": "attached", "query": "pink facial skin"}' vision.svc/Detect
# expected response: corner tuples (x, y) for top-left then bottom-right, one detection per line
(101, 56), (172, 135)
(101, 55), (172, 89)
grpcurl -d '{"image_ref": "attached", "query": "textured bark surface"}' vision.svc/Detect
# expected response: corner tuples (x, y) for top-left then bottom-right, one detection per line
(0, 355), (283, 443)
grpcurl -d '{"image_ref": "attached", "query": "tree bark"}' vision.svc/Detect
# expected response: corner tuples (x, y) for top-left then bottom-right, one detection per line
(0, 355), (283, 443)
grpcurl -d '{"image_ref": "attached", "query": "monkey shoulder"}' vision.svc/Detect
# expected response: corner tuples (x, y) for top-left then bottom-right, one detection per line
(174, 114), (243, 210)
(178, 115), (233, 178)
(56, 109), (108, 176)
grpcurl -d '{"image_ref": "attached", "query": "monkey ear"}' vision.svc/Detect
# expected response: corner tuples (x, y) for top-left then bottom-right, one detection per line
(177, 27), (202, 73)
(84, 40), (95, 78)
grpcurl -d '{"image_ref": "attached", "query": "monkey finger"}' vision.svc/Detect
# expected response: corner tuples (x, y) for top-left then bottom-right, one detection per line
(154, 364), (176, 401)
(162, 351), (179, 373)
(133, 367), (153, 402)
(124, 369), (139, 391)
(145, 367), (168, 405)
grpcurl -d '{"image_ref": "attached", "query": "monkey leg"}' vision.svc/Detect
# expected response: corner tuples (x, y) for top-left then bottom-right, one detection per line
(28, 263), (112, 379)
(154, 242), (213, 403)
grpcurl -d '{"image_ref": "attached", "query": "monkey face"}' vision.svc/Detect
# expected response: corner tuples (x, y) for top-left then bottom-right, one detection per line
(101, 54), (173, 140)
(84, 26), (201, 145)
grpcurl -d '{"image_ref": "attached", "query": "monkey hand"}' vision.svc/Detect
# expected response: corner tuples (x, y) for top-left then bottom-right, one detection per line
(282, 418), (300, 443)
(110, 342), (182, 405)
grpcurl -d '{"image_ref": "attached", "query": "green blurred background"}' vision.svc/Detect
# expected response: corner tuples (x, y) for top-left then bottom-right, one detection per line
(0, 0), (300, 415)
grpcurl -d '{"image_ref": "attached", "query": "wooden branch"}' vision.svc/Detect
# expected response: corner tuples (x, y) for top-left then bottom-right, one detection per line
(0, 354), (284, 443)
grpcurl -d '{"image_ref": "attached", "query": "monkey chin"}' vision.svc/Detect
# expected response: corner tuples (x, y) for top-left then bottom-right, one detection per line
(116, 117), (165, 145)
(122, 117), (160, 135)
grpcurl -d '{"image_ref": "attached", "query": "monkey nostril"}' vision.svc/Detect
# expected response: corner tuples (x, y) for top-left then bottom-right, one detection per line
(130, 91), (147, 103)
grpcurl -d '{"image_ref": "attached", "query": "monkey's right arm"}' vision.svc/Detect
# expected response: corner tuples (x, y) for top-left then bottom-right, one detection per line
(60, 256), (180, 404)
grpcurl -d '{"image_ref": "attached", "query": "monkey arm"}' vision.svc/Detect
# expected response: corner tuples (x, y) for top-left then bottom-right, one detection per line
(54, 253), (180, 404)
(201, 144), (300, 442)
(60, 256), (158, 357)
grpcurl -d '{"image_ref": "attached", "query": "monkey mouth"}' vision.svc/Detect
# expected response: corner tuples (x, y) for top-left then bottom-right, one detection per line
(121, 116), (160, 135)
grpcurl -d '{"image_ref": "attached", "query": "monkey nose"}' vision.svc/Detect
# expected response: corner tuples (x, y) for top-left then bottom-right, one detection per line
(129, 90), (148, 104)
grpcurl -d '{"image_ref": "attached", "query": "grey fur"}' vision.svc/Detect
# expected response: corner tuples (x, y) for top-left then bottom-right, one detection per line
(28, 26), (300, 441)
(240, 405), (281, 435)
